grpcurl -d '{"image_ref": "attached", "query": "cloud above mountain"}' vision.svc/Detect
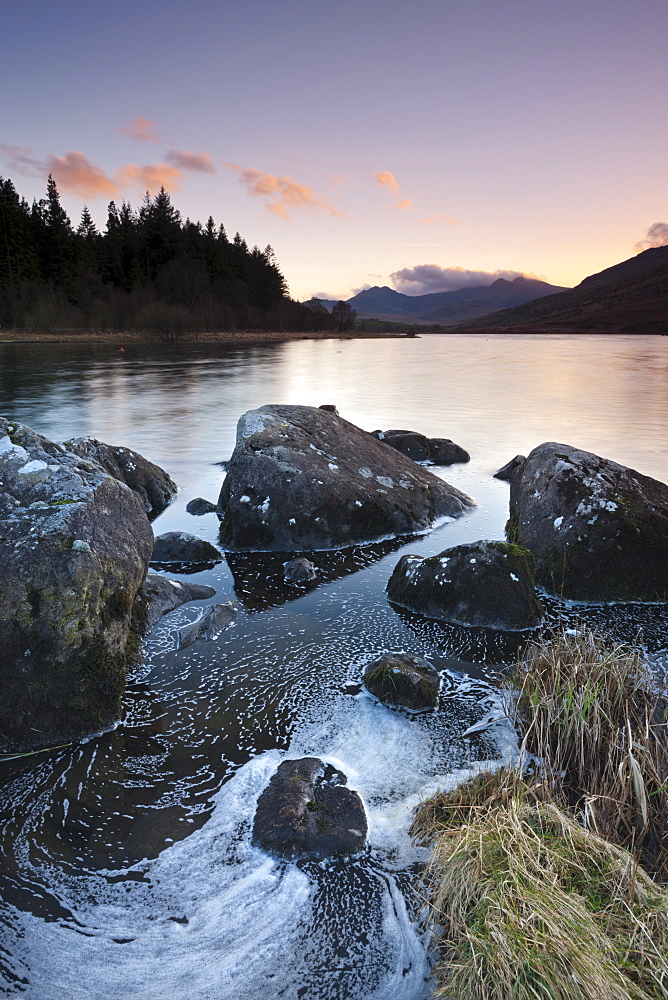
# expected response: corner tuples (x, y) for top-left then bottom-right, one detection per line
(635, 222), (668, 251)
(391, 263), (530, 294)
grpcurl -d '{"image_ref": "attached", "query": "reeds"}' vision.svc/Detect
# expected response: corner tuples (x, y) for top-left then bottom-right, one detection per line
(413, 630), (668, 999)
(415, 774), (668, 1000)
(508, 631), (668, 875)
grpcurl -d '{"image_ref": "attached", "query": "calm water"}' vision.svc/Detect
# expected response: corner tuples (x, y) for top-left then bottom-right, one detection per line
(1, 334), (667, 1000)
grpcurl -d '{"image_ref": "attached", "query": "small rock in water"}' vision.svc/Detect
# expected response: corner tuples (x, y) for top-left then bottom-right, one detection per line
(382, 429), (431, 463)
(138, 574), (216, 629)
(362, 652), (440, 709)
(282, 557), (318, 584)
(318, 404), (339, 415)
(151, 531), (222, 565)
(252, 757), (367, 859)
(177, 602), (235, 650)
(186, 497), (217, 515)
(428, 438), (470, 465)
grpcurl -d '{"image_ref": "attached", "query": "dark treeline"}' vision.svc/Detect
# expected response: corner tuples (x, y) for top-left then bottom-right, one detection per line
(0, 175), (355, 338)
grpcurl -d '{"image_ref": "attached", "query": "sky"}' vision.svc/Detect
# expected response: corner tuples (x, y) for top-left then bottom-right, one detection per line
(1, 0), (667, 300)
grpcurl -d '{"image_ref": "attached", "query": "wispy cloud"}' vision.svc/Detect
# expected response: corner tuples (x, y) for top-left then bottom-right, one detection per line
(635, 221), (668, 251)
(374, 170), (415, 212)
(117, 162), (183, 193)
(48, 151), (118, 198)
(223, 163), (340, 220)
(118, 117), (161, 143)
(165, 149), (216, 174)
(331, 173), (348, 186)
(0, 145), (118, 198)
(419, 214), (459, 226)
(375, 171), (400, 193)
(391, 264), (531, 295)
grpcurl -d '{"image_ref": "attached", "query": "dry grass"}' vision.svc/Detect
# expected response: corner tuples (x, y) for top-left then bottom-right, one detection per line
(507, 631), (668, 876)
(414, 775), (668, 1000)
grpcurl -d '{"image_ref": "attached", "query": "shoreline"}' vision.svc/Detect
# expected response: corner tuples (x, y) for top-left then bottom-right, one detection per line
(0, 328), (410, 345)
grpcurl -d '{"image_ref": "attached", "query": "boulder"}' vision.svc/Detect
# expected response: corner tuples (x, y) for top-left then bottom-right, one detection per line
(508, 442), (668, 601)
(177, 603), (236, 650)
(428, 438), (470, 465)
(137, 574), (216, 630)
(186, 497), (217, 515)
(387, 540), (543, 630)
(151, 531), (222, 566)
(252, 757), (367, 859)
(382, 429), (431, 462)
(218, 405), (474, 551)
(362, 652), (440, 709)
(318, 404), (339, 415)
(0, 419), (154, 752)
(66, 436), (177, 517)
(494, 454), (526, 482)
(283, 557), (318, 584)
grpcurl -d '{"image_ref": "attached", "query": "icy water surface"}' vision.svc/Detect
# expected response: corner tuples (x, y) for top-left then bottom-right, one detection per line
(1, 334), (667, 999)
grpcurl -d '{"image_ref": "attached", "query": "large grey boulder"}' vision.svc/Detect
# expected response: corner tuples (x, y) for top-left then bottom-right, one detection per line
(218, 405), (474, 551)
(362, 652), (440, 709)
(508, 442), (668, 602)
(387, 540), (543, 630)
(66, 436), (177, 517)
(252, 757), (367, 859)
(0, 419), (154, 752)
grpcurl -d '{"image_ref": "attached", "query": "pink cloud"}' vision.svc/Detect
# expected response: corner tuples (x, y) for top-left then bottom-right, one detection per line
(0, 144), (43, 175)
(165, 149), (216, 174)
(375, 171), (400, 192)
(635, 221), (668, 251)
(118, 117), (161, 143)
(223, 163), (340, 220)
(46, 151), (118, 198)
(419, 214), (459, 226)
(395, 198), (413, 211)
(117, 162), (183, 193)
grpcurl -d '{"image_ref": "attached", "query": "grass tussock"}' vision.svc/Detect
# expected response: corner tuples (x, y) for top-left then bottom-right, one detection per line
(508, 631), (668, 875)
(414, 773), (668, 1000)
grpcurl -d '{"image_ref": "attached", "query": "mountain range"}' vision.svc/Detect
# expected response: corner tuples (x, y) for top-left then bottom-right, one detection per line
(452, 245), (668, 333)
(318, 276), (569, 325)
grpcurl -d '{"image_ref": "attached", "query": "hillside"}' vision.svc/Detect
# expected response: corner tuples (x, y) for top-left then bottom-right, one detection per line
(318, 276), (568, 324)
(452, 246), (668, 333)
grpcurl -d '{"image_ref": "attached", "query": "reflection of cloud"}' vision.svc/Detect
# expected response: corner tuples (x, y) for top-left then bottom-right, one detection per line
(223, 162), (340, 220)
(165, 149), (216, 174)
(391, 263), (530, 295)
(117, 162), (183, 193)
(635, 222), (668, 251)
(419, 214), (459, 226)
(375, 171), (399, 192)
(47, 151), (118, 198)
(119, 117), (161, 143)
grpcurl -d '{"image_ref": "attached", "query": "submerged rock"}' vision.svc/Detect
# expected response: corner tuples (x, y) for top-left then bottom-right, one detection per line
(137, 574), (216, 630)
(185, 497), (217, 515)
(509, 442), (668, 601)
(252, 757), (367, 859)
(362, 652), (440, 709)
(494, 454), (526, 482)
(282, 557), (318, 584)
(0, 418), (154, 752)
(387, 540), (543, 630)
(151, 531), (222, 566)
(218, 405), (474, 551)
(176, 603), (236, 650)
(66, 436), (177, 517)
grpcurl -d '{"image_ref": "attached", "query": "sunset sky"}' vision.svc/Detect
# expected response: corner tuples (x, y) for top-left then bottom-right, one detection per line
(2, 0), (667, 300)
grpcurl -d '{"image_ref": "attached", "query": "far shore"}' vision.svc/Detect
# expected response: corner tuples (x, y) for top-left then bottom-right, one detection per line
(0, 328), (412, 345)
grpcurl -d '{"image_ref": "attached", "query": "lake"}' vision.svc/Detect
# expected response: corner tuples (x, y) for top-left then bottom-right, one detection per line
(1, 334), (667, 1000)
